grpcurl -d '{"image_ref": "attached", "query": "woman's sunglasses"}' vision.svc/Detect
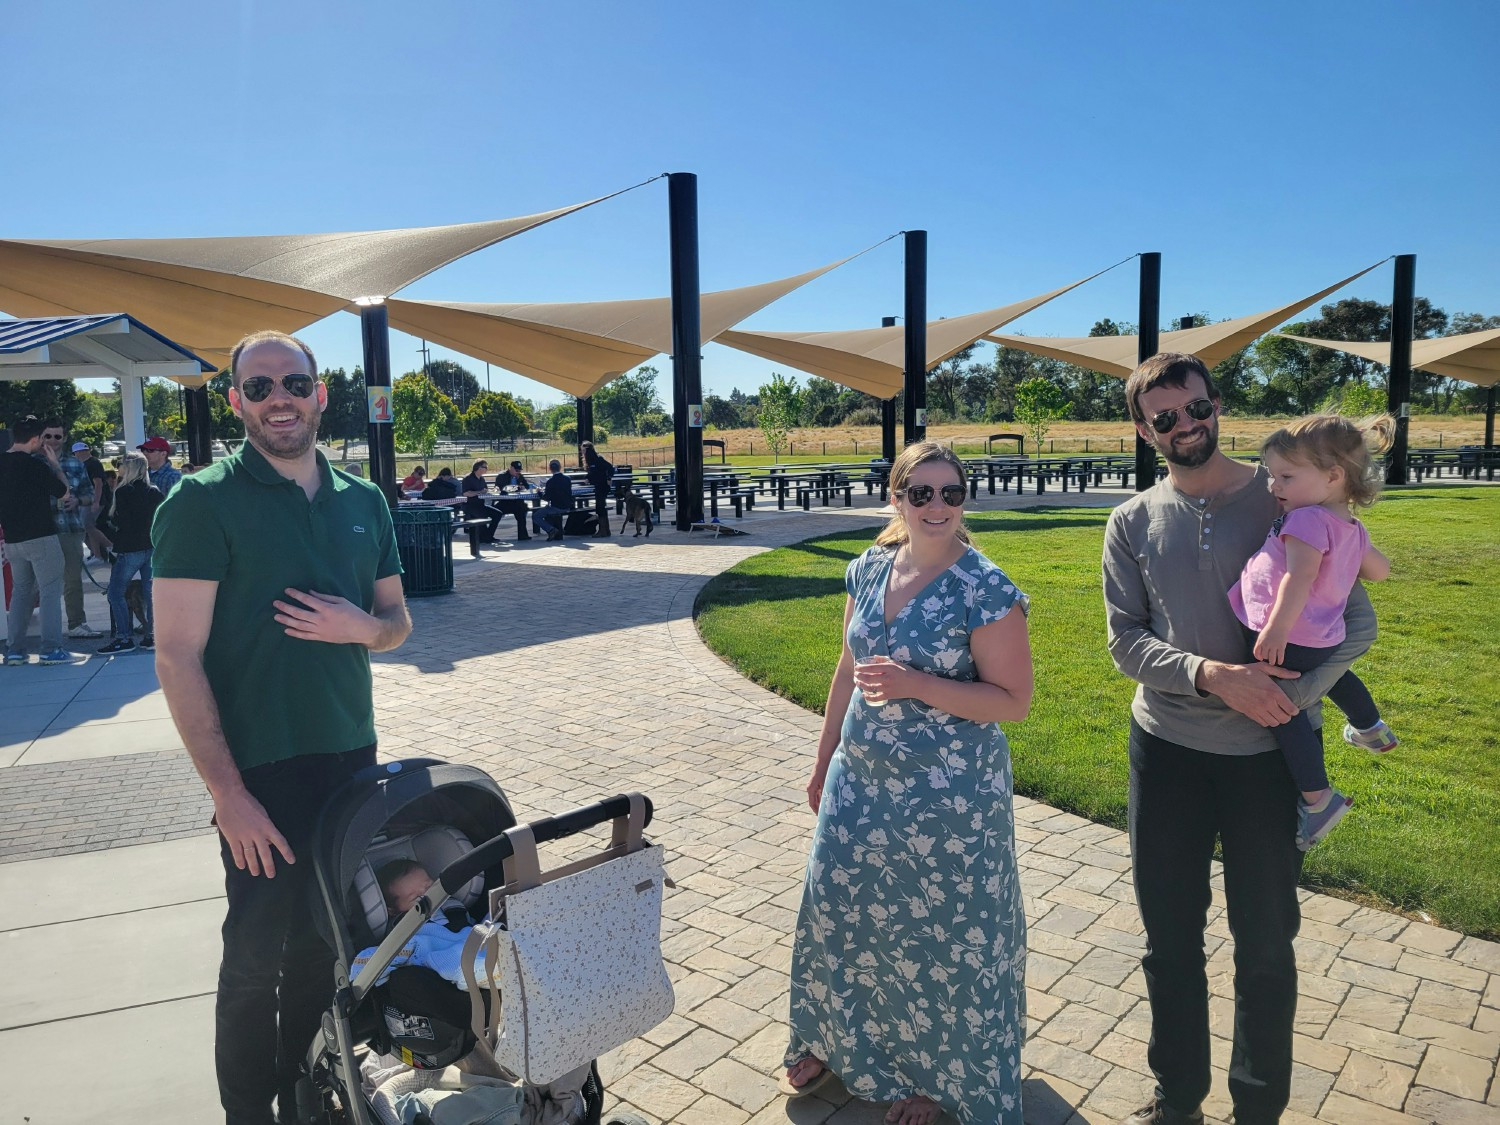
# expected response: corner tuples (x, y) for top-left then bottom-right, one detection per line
(1149, 397), (1215, 434)
(240, 374), (316, 403)
(898, 483), (967, 507)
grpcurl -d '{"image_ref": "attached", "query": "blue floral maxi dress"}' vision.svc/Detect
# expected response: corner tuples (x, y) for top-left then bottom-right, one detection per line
(786, 544), (1030, 1123)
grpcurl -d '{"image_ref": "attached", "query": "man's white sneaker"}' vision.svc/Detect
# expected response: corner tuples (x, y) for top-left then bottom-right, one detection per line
(67, 623), (104, 639)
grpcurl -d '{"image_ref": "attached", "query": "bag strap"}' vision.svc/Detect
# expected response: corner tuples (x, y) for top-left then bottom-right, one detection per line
(500, 824), (544, 894)
(610, 793), (647, 853)
(460, 923), (510, 1077)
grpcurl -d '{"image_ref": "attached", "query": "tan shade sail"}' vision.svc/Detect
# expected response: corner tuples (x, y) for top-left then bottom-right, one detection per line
(984, 262), (1385, 378)
(1280, 329), (1500, 388)
(715, 273), (1102, 398)
(384, 259), (852, 398)
(0, 196), (611, 367)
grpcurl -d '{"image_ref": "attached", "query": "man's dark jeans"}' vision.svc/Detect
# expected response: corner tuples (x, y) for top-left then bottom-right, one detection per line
(1128, 721), (1305, 1125)
(216, 745), (375, 1125)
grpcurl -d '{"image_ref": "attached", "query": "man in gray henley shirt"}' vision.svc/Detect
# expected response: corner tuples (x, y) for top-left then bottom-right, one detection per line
(1103, 353), (1375, 1125)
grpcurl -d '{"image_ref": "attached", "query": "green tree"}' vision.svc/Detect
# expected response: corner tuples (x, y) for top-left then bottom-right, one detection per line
(318, 367), (363, 453)
(1014, 377), (1072, 453)
(425, 359), (482, 411)
(0, 379), (83, 431)
(1320, 381), (1387, 417)
(72, 418), (115, 449)
(594, 366), (663, 435)
(636, 410), (670, 437)
(463, 391), (531, 443)
(703, 394), (746, 430)
(757, 372), (803, 460)
(392, 372), (443, 458)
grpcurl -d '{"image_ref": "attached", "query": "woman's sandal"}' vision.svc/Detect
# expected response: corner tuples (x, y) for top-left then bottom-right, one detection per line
(777, 1058), (838, 1098)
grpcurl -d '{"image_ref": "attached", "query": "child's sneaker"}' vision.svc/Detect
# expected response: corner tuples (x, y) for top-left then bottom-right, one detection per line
(1344, 720), (1398, 755)
(1298, 790), (1353, 852)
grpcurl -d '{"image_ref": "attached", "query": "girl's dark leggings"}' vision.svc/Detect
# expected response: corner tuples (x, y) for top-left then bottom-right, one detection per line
(1245, 627), (1381, 792)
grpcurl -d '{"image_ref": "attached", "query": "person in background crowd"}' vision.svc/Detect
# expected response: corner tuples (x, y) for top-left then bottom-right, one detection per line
(461, 459), (503, 544)
(400, 466), (427, 493)
(39, 421), (101, 640)
(73, 440), (108, 561)
(491, 459), (532, 541)
(580, 441), (614, 538)
(97, 451), (162, 654)
(534, 459), (573, 541)
(139, 435), (182, 494)
(1, 416), (73, 665)
(420, 467), (461, 500)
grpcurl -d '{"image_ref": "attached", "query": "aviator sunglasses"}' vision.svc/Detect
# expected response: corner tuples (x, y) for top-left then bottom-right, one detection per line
(897, 483), (967, 507)
(1149, 397), (1215, 434)
(239, 374), (316, 403)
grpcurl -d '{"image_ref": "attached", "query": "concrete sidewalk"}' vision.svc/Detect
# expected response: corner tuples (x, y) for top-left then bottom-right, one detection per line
(2, 491), (1496, 1124)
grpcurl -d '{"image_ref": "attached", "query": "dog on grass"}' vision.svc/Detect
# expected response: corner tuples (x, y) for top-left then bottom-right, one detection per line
(622, 494), (654, 537)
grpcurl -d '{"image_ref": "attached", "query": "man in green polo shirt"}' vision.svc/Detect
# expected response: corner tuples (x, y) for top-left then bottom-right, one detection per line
(153, 330), (411, 1125)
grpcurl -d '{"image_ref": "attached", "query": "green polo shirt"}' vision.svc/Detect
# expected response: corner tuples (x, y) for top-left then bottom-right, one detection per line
(151, 443), (402, 771)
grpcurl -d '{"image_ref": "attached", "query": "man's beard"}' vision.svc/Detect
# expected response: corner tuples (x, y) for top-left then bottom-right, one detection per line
(244, 406), (320, 459)
(1158, 421), (1219, 468)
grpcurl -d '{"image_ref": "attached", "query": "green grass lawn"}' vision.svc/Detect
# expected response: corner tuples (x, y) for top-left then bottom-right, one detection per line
(695, 488), (1500, 938)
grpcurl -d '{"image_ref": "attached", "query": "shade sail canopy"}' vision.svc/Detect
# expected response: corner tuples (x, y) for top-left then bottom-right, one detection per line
(984, 263), (1385, 378)
(0, 197), (610, 368)
(1280, 329), (1500, 388)
(715, 273), (1101, 398)
(385, 259), (852, 398)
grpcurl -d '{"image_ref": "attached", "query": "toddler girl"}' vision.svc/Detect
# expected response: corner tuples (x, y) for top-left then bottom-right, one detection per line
(1230, 413), (1397, 850)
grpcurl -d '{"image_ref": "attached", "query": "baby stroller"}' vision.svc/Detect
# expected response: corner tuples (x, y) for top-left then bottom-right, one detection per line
(294, 757), (652, 1125)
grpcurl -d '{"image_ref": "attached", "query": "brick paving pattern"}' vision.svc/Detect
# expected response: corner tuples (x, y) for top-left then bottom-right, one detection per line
(2, 494), (1495, 1123)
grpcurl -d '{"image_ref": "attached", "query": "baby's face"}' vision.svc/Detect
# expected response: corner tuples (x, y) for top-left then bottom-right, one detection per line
(387, 869), (434, 915)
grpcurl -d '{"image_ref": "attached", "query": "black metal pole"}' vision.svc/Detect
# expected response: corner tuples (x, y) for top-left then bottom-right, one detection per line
(903, 231), (928, 445)
(184, 385), (213, 465)
(360, 300), (399, 504)
(1134, 252), (1161, 491)
(1485, 385), (1496, 449)
(881, 315), (898, 462)
(668, 172), (704, 530)
(576, 396), (594, 464)
(1385, 254), (1416, 486)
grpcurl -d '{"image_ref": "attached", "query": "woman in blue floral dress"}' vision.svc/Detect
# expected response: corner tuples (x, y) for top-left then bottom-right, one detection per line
(783, 442), (1034, 1125)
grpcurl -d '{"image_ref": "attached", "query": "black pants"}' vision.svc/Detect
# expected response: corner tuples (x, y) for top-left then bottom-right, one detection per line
(215, 745), (375, 1125)
(1241, 627), (1380, 792)
(465, 501), (503, 543)
(492, 499), (530, 539)
(591, 488), (610, 534)
(1128, 721), (1304, 1125)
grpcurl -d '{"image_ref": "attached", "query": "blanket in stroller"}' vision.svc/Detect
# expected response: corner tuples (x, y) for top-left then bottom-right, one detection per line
(352, 919), (495, 990)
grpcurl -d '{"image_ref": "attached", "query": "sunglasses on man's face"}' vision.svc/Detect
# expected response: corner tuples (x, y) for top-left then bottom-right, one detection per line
(898, 483), (967, 507)
(1149, 397), (1216, 434)
(239, 374), (316, 403)
(42, 433), (64, 441)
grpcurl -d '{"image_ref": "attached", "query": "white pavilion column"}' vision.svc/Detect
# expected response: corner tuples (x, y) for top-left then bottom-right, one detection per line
(120, 376), (146, 447)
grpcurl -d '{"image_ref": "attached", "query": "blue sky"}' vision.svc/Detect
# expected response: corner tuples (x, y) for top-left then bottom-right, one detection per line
(3, 0), (1496, 407)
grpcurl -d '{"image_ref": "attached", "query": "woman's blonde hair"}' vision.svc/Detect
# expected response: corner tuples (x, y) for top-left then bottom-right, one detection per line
(1260, 413), (1396, 509)
(874, 441), (971, 547)
(111, 451), (149, 520)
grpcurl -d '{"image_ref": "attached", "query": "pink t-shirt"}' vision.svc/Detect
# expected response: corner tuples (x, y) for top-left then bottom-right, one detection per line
(1230, 505), (1370, 648)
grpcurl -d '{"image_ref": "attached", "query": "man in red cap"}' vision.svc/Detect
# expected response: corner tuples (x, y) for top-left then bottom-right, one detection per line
(138, 436), (182, 495)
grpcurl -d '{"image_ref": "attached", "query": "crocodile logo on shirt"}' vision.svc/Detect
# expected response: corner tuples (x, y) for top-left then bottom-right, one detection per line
(352, 525), (366, 533)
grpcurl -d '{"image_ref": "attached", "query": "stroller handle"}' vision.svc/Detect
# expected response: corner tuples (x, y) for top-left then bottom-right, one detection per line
(435, 793), (655, 896)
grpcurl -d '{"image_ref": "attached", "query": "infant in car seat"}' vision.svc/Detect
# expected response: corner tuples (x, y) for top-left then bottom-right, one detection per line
(351, 860), (494, 989)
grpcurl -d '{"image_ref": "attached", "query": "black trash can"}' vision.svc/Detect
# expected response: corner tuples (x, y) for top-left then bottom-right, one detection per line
(392, 506), (454, 597)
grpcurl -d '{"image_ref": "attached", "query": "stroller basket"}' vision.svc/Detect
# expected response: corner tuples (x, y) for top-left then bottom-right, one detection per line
(296, 756), (655, 1125)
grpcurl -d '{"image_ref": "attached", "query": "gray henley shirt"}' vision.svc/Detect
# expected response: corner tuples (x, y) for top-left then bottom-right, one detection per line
(1102, 465), (1377, 756)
